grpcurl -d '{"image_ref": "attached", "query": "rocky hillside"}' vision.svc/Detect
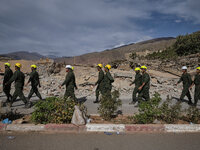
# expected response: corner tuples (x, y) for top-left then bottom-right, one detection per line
(55, 37), (175, 65)
(0, 51), (45, 60)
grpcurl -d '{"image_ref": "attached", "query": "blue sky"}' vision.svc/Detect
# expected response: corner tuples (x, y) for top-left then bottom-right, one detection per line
(0, 0), (199, 56)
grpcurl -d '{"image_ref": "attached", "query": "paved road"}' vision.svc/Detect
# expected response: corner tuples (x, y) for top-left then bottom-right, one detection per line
(0, 132), (200, 150)
(0, 92), (195, 115)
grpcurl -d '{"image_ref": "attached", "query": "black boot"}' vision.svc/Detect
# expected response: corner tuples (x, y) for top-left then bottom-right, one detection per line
(93, 98), (99, 103)
(188, 99), (193, 105)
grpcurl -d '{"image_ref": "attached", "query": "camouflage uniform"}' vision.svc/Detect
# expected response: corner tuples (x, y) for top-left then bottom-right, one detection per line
(7, 70), (28, 104)
(95, 69), (104, 101)
(138, 73), (150, 101)
(178, 73), (192, 102)
(131, 72), (142, 102)
(102, 71), (114, 97)
(62, 70), (76, 100)
(0, 68), (13, 102)
(193, 74), (200, 105)
(27, 70), (42, 100)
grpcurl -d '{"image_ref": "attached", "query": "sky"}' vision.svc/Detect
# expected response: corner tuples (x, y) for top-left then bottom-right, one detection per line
(0, 0), (200, 57)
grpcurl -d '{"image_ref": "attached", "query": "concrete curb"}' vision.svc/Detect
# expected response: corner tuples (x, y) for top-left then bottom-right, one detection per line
(164, 124), (200, 133)
(1, 123), (200, 133)
(0, 124), (7, 131)
(125, 124), (164, 132)
(6, 124), (45, 131)
(44, 124), (86, 133)
(86, 124), (125, 132)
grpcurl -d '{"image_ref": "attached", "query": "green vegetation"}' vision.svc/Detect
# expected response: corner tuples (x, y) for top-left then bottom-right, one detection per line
(134, 92), (162, 124)
(98, 90), (122, 121)
(133, 93), (200, 124)
(159, 96), (182, 123)
(185, 106), (200, 124)
(31, 97), (76, 124)
(145, 31), (200, 60)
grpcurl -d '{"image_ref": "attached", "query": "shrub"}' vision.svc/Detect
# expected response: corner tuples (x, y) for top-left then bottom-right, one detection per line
(159, 96), (182, 123)
(185, 106), (200, 124)
(98, 90), (122, 121)
(133, 92), (162, 124)
(31, 97), (76, 124)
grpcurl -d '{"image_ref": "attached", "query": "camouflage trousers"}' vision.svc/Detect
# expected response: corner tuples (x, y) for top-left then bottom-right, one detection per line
(28, 86), (42, 100)
(12, 87), (28, 104)
(138, 87), (150, 102)
(194, 86), (200, 105)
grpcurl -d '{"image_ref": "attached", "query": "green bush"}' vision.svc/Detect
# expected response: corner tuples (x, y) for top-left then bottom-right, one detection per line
(133, 92), (162, 124)
(159, 96), (182, 123)
(146, 31), (200, 60)
(98, 90), (122, 121)
(31, 97), (76, 124)
(175, 31), (200, 56)
(185, 106), (200, 124)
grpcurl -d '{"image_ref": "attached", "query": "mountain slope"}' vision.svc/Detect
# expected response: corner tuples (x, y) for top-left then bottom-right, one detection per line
(55, 37), (175, 64)
(0, 51), (45, 60)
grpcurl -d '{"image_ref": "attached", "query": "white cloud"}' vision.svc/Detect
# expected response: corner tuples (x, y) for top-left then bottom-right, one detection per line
(0, 0), (199, 56)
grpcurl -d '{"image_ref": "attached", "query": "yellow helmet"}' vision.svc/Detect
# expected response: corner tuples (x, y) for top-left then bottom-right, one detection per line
(105, 64), (111, 70)
(196, 67), (200, 70)
(72, 66), (74, 70)
(15, 63), (21, 68)
(97, 64), (103, 68)
(141, 65), (147, 69)
(135, 67), (141, 71)
(31, 64), (37, 69)
(4, 63), (11, 67)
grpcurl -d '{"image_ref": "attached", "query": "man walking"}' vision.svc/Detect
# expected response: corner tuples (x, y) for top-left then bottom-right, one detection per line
(190, 67), (200, 106)
(6, 63), (31, 108)
(102, 64), (114, 98)
(93, 64), (104, 103)
(129, 67), (142, 104)
(176, 66), (192, 105)
(59, 65), (76, 100)
(0, 63), (13, 106)
(26, 65), (42, 101)
(138, 66), (150, 102)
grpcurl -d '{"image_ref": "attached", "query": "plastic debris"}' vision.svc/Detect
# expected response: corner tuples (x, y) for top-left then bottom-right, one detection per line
(7, 136), (15, 140)
(104, 132), (113, 135)
(2, 118), (12, 124)
(71, 105), (86, 125)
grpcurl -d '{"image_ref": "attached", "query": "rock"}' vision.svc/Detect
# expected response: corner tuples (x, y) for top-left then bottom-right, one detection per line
(113, 72), (133, 79)
(153, 119), (161, 124)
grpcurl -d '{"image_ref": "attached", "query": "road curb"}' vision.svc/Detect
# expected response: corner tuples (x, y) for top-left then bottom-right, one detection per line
(6, 124), (45, 131)
(0, 123), (7, 131)
(86, 124), (125, 132)
(1, 124), (200, 133)
(164, 124), (200, 133)
(44, 124), (86, 133)
(125, 124), (165, 132)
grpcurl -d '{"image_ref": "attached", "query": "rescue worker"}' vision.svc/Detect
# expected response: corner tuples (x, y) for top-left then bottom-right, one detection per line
(102, 64), (114, 97)
(59, 65), (76, 100)
(129, 67), (142, 104)
(6, 63), (31, 108)
(26, 65), (42, 101)
(176, 66), (192, 105)
(93, 64), (104, 103)
(72, 66), (78, 90)
(138, 66), (150, 102)
(189, 67), (200, 106)
(0, 63), (13, 105)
